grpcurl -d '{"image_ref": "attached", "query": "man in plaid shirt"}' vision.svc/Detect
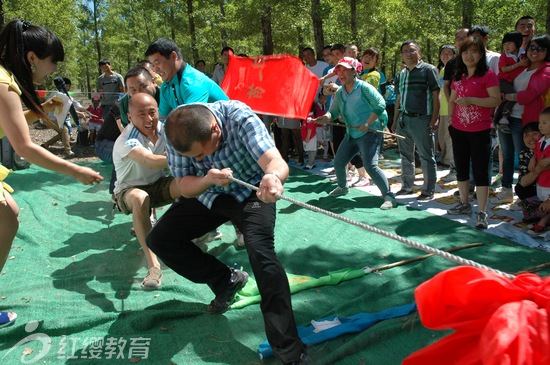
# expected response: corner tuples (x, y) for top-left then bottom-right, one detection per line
(147, 100), (308, 365)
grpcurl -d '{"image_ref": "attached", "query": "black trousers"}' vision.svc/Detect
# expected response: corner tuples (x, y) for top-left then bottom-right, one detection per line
(146, 193), (306, 361)
(449, 126), (491, 186)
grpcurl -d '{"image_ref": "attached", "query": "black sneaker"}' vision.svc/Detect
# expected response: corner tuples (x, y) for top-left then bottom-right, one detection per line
(207, 269), (249, 314)
(395, 189), (413, 196)
(416, 193), (434, 202)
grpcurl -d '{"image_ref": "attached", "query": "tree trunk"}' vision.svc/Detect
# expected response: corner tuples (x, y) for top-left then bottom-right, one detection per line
(350, 0), (357, 44)
(461, 0), (474, 28)
(261, 4), (273, 55)
(93, 0), (101, 67)
(311, 0), (324, 59)
(381, 28), (388, 75)
(187, 0), (199, 62)
(144, 10), (151, 44)
(170, 7), (175, 40)
(0, 1), (4, 28)
(426, 38), (431, 65)
(86, 63), (91, 96)
(219, 0), (228, 47)
(297, 26), (304, 56)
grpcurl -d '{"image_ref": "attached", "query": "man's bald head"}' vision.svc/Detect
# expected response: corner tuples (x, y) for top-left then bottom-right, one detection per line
(128, 92), (157, 114)
(127, 93), (159, 137)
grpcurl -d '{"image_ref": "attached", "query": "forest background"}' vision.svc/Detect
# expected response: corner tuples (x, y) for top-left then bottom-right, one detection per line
(2, 0), (549, 94)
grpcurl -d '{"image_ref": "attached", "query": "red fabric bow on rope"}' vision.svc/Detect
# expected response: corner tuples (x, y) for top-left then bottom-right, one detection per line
(403, 266), (550, 365)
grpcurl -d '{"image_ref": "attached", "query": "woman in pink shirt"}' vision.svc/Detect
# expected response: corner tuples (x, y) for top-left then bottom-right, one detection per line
(446, 37), (501, 230)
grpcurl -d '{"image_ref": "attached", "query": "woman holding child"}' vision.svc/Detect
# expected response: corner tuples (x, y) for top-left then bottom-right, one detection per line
(496, 34), (550, 204)
(446, 37), (501, 230)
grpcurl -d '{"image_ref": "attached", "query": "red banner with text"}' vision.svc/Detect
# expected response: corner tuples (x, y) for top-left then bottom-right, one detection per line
(221, 53), (319, 120)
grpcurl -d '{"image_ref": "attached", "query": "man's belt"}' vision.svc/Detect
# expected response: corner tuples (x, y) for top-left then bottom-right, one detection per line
(402, 111), (425, 117)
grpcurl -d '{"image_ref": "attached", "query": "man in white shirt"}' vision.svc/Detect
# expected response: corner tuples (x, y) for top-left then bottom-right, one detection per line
(302, 47), (328, 101)
(302, 47), (329, 78)
(113, 93), (180, 290)
(515, 16), (536, 52)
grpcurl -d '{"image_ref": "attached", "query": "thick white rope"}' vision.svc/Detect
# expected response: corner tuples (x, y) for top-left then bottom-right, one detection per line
(231, 176), (515, 280)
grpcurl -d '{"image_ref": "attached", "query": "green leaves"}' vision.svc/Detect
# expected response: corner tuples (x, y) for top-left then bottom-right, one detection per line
(3, 0), (547, 91)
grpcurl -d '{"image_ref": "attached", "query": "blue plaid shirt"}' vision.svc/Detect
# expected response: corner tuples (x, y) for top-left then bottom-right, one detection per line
(163, 100), (275, 208)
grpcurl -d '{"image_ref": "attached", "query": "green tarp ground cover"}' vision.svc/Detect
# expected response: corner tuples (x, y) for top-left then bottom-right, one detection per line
(1, 163), (549, 364)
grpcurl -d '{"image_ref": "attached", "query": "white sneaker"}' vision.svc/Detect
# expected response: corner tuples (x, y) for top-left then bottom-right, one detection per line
(330, 173), (352, 182)
(490, 187), (513, 204)
(380, 196), (396, 210)
(329, 186), (349, 196)
(441, 170), (457, 182)
(352, 176), (370, 187)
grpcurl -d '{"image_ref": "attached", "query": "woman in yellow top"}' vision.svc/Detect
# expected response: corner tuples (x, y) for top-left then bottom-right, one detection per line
(360, 48), (382, 89)
(0, 19), (103, 329)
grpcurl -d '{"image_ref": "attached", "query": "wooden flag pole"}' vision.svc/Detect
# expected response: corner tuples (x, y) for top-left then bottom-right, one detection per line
(319, 121), (406, 139)
(365, 242), (484, 273)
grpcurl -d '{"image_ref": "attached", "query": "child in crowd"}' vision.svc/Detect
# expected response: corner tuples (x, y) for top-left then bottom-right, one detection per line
(86, 95), (103, 144)
(527, 108), (550, 235)
(515, 122), (547, 224)
(315, 93), (331, 160)
(319, 44), (364, 87)
(494, 31), (529, 133)
(344, 44), (359, 59)
(302, 102), (323, 169)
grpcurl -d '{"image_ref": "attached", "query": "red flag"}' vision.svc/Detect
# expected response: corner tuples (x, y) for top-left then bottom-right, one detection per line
(221, 53), (319, 120)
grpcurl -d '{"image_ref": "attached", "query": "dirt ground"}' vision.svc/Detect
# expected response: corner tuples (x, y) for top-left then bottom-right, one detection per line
(29, 121), (99, 163)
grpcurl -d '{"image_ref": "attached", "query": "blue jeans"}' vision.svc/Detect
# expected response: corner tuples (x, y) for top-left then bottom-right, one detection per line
(95, 139), (116, 193)
(95, 139), (114, 163)
(396, 114), (437, 194)
(334, 132), (393, 198)
(498, 117), (524, 188)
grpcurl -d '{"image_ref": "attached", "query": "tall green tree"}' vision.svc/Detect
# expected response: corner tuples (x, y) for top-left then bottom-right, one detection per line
(2, 0), (549, 84)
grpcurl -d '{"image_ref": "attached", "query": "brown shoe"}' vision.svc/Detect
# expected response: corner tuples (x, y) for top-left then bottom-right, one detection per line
(142, 267), (162, 290)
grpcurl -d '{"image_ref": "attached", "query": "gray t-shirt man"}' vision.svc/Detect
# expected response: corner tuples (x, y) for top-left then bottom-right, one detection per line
(97, 59), (125, 117)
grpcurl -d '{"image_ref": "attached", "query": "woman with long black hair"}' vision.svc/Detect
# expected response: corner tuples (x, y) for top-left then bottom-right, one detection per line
(0, 19), (103, 329)
(446, 37), (501, 229)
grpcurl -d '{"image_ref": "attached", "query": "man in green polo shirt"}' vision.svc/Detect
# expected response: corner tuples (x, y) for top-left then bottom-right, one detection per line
(144, 37), (228, 118)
